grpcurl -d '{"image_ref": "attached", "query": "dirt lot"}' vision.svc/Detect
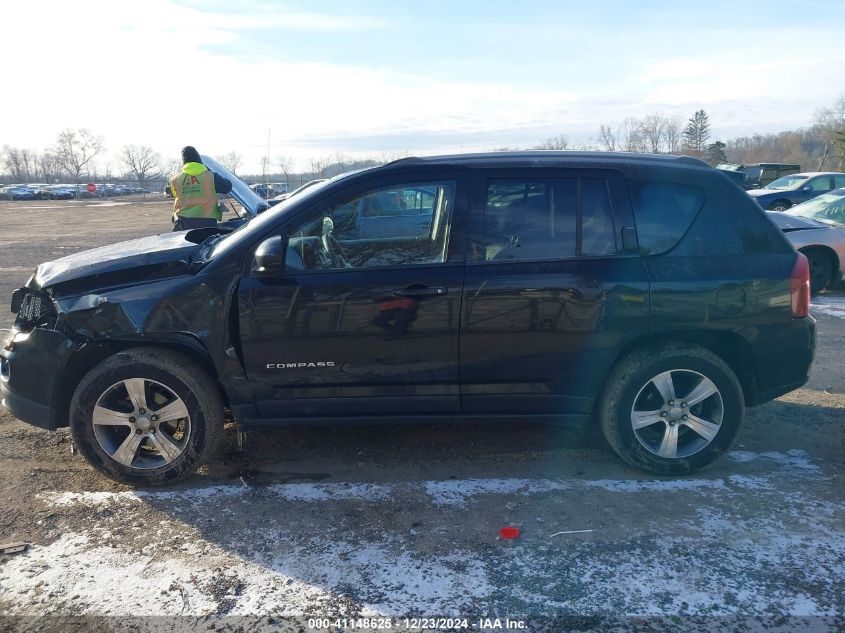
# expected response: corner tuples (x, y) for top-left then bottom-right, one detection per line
(0, 198), (843, 630)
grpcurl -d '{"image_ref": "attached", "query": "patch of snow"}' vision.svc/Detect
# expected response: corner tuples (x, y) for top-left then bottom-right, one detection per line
(0, 530), (493, 616)
(811, 296), (845, 320)
(727, 450), (758, 463)
(40, 482), (395, 508)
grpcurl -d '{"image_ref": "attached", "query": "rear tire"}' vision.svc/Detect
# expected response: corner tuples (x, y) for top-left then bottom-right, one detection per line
(69, 348), (223, 486)
(599, 343), (744, 475)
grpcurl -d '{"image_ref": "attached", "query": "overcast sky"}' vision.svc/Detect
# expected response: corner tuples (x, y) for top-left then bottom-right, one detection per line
(1, 0), (844, 173)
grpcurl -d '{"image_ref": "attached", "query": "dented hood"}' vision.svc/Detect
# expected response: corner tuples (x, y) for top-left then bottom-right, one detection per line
(32, 231), (201, 295)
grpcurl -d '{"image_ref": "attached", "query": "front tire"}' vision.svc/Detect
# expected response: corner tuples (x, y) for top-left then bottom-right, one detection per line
(599, 343), (744, 475)
(768, 200), (791, 211)
(803, 249), (834, 295)
(69, 348), (223, 486)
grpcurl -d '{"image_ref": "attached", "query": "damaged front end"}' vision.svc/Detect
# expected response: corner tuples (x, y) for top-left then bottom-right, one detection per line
(2, 229), (242, 431)
(2, 284), (75, 429)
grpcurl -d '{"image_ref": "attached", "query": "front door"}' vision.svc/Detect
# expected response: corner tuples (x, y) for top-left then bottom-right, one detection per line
(238, 173), (467, 417)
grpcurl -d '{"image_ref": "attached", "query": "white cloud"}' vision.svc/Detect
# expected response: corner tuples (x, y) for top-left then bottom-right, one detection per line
(1, 1), (843, 174)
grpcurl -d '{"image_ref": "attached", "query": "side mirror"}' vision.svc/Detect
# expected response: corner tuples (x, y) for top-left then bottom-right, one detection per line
(802, 186), (812, 193)
(251, 235), (284, 276)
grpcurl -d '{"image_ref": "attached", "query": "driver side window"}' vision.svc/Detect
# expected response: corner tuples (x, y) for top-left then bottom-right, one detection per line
(286, 181), (456, 271)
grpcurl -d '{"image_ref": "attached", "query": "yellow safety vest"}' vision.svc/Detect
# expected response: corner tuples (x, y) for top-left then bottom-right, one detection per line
(171, 162), (220, 220)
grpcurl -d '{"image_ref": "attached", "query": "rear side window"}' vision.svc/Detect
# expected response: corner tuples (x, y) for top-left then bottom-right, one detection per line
(628, 180), (705, 255)
(475, 178), (616, 262)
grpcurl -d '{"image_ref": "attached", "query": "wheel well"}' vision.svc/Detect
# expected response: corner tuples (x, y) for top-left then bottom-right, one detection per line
(53, 339), (227, 428)
(611, 331), (759, 406)
(800, 245), (840, 276)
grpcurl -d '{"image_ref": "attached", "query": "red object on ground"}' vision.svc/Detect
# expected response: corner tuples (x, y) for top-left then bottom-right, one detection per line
(86, 183), (96, 193)
(499, 526), (520, 539)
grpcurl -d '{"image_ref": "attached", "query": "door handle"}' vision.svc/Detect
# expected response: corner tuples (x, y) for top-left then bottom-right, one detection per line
(392, 285), (448, 297)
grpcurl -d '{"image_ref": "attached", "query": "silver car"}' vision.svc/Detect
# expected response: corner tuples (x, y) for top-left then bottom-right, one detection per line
(767, 188), (845, 293)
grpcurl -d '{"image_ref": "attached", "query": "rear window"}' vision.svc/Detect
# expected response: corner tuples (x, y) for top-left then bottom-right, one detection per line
(628, 180), (705, 255)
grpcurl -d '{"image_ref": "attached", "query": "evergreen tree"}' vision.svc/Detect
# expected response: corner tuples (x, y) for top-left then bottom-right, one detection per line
(706, 140), (727, 165)
(683, 109), (712, 152)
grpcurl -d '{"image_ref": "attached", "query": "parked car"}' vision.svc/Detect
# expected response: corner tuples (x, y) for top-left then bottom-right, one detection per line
(1, 152), (815, 485)
(47, 185), (75, 200)
(717, 163), (802, 190)
(249, 183), (287, 199)
(767, 188), (845, 293)
(249, 183), (272, 199)
(747, 172), (845, 211)
(267, 179), (329, 207)
(0, 186), (35, 200)
(25, 184), (51, 200)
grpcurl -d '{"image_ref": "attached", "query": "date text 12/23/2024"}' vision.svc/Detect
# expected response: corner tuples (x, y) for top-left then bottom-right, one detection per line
(307, 618), (528, 630)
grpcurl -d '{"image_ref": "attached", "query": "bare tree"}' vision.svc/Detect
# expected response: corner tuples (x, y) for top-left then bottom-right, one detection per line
(813, 96), (845, 170)
(664, 117), (683, 153)
(276, 154), (293, 184)
(596, 125), (618, 151)
(55, 128), (104, 193)
(640, 114), (668, 154)
(308, 156), (331, 178)
(2, 146), (27, 182)
(37, 150), (63, 183)
(536, 135), (570, 150)
(218, 151), (243, 175)
(119, 145), (163, 185)
(621, 118), (646, 153)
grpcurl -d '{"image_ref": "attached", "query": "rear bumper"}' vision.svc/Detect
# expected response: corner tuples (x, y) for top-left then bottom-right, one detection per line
(1, 328), (76, 430)
(751, 316), (816, 405)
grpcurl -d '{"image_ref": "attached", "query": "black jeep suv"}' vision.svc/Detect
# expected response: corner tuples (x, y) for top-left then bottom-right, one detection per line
(1, 152), (815, 485)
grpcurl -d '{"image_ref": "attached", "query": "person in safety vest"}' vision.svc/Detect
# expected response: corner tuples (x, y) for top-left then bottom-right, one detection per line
(170, 146), (233, 231)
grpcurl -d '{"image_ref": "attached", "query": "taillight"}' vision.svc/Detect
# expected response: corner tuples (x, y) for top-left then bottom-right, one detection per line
(790, 253), (810, 318)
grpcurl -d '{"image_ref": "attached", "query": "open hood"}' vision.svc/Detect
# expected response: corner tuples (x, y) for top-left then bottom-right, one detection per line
(200, 154), (268, 218)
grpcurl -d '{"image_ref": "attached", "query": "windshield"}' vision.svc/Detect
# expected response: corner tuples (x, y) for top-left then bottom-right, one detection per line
(787, 191), (845, 224)
(765, 175), (808, 190)
(207, 177), (335, 260)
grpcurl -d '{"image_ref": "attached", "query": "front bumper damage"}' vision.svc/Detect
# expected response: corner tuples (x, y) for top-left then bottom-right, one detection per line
(1, 328), (76, 430)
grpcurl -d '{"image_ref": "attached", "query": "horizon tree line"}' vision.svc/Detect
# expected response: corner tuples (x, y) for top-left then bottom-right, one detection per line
(3, 96), (844, 186)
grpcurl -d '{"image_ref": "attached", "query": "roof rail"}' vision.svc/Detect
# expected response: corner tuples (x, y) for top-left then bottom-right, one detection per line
(383, 156), (422, 166)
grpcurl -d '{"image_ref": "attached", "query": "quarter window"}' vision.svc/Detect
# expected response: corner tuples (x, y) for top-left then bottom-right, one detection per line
(474, 178), (616, 262)
(285, 181), (455, 271)
(628, 180), (705, 255)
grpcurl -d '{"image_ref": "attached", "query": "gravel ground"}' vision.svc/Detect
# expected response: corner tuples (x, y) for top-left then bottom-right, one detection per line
(0, 199), (842, 632)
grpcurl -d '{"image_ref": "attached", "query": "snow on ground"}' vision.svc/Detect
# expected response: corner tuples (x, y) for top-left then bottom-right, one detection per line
(812, 296), (845, 320)
(3, 449), (843, 618)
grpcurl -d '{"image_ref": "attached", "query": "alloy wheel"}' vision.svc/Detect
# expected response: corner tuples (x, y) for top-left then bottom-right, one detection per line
(630, 369), (724, 459)
(92, 378), (191, 470)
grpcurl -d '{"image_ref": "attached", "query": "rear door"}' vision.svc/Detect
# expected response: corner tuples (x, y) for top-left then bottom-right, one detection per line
(459, 168), (649, 416)
(237, 170), (468, 417)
